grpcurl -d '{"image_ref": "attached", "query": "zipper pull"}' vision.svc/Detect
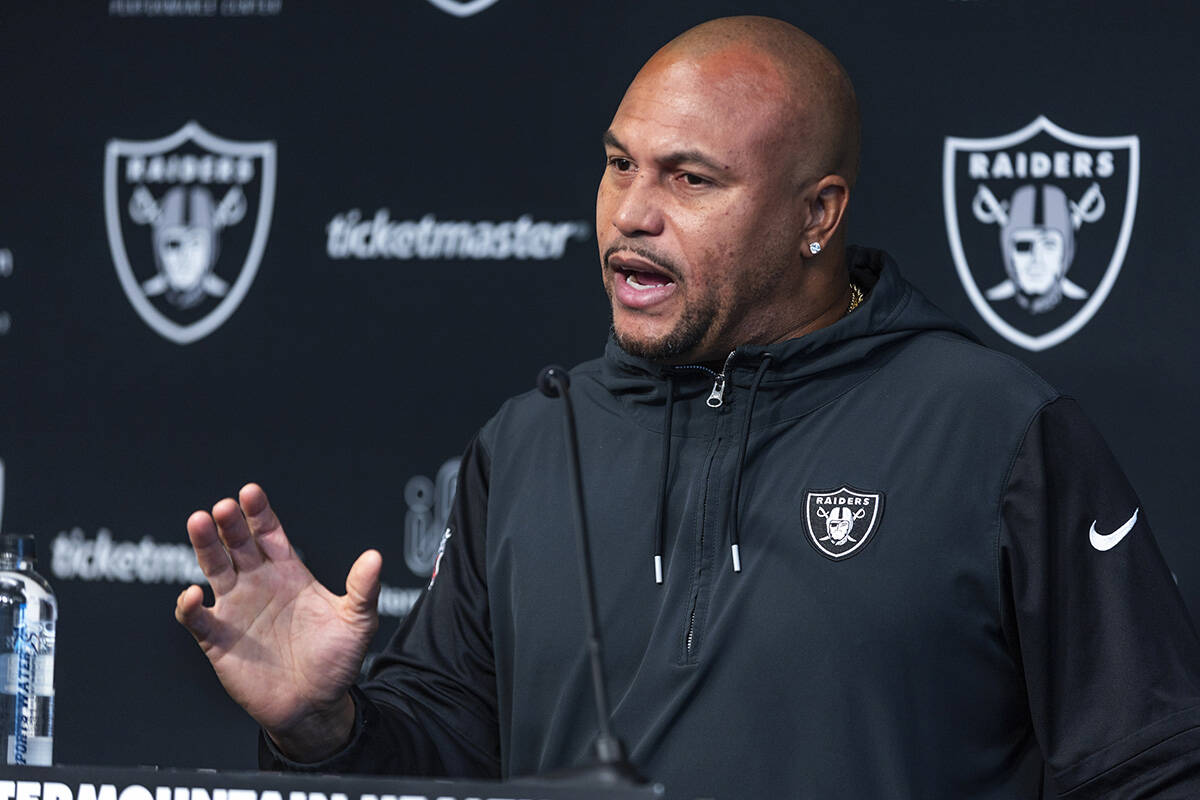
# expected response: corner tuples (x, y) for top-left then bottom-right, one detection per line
(707, 351), (737, 409)
(707, 375), (726, 408)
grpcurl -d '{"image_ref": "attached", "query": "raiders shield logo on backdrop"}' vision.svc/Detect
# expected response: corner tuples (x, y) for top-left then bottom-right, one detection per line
(805, 486), (884, 561)
(104, 121), (276, 344)
(943, 116), (1139, 351)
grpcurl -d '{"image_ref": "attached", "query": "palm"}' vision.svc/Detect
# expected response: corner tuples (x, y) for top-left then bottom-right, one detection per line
(176, 484), (381, 749)
(203, 555), (370, 730)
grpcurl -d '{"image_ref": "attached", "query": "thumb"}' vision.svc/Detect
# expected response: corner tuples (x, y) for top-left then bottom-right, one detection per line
(344, 549), (383, 623)
(175, 584), (212, 642)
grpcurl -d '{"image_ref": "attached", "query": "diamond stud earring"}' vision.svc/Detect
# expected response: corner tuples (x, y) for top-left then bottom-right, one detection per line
(809, 242), (822, 255)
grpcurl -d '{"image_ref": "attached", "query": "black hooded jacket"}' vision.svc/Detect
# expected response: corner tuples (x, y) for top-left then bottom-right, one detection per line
(264, 247), (1200, 799)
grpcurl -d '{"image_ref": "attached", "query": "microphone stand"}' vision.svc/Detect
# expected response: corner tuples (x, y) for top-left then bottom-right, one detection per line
(534, 365), (646, 785)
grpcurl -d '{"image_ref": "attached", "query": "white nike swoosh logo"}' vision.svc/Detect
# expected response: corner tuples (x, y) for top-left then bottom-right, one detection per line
(1089, 508), (1139, 552)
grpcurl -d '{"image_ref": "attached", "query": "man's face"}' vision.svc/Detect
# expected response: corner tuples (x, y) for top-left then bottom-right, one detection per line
(1009, 228), (1065, 295)
(596, 53), (810, 363)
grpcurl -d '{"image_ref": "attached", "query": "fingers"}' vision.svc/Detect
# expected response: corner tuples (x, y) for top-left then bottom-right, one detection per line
(344, 549), (383, 627)
(175, 584), (212, 643)
(212, 495), (265, 573)
(238, 483), (291, 562)
(185, 483), (288, 597)
(187, 510), (237, 596)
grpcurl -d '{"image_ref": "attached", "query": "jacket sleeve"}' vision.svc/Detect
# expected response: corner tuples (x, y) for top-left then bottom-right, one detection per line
(998, 397), (1200, 798)
(259, 433), (501, 777)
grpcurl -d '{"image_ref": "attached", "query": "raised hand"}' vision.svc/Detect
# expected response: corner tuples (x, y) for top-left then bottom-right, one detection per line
(175, 483), (382, 761)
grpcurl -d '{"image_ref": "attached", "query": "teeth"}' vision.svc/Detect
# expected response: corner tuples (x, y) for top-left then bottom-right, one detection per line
(626, 272), (669, 290)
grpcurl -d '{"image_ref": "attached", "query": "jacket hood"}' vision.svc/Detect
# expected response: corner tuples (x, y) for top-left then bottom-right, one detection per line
(600, 246), (976, 403)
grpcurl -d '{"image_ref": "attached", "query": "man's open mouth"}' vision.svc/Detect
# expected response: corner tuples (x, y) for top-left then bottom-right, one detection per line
(607, 251), (679, 310)
(610, 254), (677, 289)
(622, 268), (674, 290)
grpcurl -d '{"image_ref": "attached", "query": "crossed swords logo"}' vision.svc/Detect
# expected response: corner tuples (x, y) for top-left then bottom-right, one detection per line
(128, 184), (247, 305)
(816, 505), (866, 546)
(971, 181), (1106, 303)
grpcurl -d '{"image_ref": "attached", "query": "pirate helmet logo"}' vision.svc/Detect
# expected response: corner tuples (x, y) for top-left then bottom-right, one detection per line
(105, 121), (276, 344)
(130, 184), (246, 309)
(818, 505), (864, 546)
(804, 485), (884, 561)
(944, 116), (1139, 351)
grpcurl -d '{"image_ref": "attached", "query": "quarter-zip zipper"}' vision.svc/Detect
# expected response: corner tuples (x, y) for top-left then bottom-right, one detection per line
(683, 435), (722, 661)
(671, 350), (737, 662)
(674, 351), (738, 409)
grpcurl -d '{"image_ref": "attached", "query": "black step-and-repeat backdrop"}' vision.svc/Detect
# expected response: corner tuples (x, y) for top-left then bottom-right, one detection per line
(1, 0), (1197, 772)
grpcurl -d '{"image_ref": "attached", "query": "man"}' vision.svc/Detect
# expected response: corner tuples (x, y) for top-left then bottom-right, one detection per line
(175, 16), (1200, 799)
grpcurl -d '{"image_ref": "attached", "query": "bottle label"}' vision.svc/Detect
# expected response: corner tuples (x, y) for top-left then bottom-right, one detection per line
(3, 621), (51, 694)
(6, 734), (52, 766)
(4, 608), (51, 764)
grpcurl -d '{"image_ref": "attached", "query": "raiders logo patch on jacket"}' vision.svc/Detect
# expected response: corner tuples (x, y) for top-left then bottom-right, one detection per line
(804, 485), (884, 560)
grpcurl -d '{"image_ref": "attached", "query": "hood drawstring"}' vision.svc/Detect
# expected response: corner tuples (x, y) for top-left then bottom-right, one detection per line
(653, 375), (675, 584)
(729, 355), (772, 573)
(652, 356), (773, 584)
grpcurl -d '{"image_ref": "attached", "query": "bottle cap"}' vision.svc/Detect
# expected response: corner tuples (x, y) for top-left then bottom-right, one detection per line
(0, 534), (37, 566)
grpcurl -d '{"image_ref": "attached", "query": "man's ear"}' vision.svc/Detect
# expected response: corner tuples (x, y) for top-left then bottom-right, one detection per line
(800, 174), (850, 258)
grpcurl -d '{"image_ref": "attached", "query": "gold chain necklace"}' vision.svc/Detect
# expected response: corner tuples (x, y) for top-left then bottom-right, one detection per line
(847, 282), (864, 315)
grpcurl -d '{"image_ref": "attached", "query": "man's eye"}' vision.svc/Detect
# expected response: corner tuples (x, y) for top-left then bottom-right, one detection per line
(608, 157), (633, 171)
(682, 173), (709, 186)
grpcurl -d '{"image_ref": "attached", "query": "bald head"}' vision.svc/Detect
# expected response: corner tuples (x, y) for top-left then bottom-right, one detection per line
(640, 16), (860, 187)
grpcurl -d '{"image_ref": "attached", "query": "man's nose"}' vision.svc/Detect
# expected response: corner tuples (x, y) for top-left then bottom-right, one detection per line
(610, 175), (664, 237)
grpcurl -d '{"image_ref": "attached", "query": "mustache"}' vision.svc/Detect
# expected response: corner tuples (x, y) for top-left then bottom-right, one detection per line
(603, 243), (681, 281)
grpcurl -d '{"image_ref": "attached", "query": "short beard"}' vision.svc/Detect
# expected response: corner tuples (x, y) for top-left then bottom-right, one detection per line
(613, 295), (717, 363)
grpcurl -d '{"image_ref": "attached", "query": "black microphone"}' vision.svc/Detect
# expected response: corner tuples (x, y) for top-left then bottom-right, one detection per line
(534, 364), (645, 785)
(537, 364), (569, 398)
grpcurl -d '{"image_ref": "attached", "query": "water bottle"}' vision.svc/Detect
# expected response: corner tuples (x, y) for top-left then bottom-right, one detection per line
(0, 576), (29, 764)
(0, 534), (56, 765)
